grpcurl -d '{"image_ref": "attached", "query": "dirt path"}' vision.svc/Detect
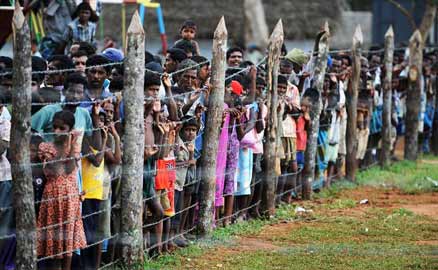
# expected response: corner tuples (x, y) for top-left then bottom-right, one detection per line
(174, 187), (438, 270)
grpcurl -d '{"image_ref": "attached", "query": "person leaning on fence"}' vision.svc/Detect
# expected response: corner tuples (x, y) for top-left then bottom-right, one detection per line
(0, 110), (13, 270)
(80, 106), (109, 269)
(36, 110), (86, 270)
(81, 55), (113, 110)
(143, 72), (165, 256)
(172, 116), (199, 247)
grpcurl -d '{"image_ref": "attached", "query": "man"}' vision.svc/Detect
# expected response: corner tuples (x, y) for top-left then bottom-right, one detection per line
(44, 55), (75, 101)
(284, 48), (309, 91)
(72, 50), (88, 75)
(165, 48), (188, 74)
(82, 55), (113, 110)
(172, 59), (202, 117)
(32, 72), (101, 149)
(226, 47), (244, 67)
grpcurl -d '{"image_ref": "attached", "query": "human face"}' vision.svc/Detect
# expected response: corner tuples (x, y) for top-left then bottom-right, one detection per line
(53, 118), (71, 143)
(277, 83), (287, 97)
(0, 78), (13, 102)
(79, 9), (91, 24)
(256, 83), (265, 97)
(64, 83), (84, 103)
(280, 61), (293, 76)
(110, 67), (123, 81)
(331, 59), (341, 74)
(165, 54), (177, 73)
(73, 56), (87, 73)
(341, 58), (350, 70)
(45, 61), (64, 86)
(87, 66), (107, 90)
(227, 51), (243, 67)
(182, 125), (197, 141)
(104, 105), (114, 123)
(145, 85), (160, 99)
(181, 27), (196, 40)
(31, 80), (40, 93)
(69, 44), (80, 56)
(198, 65), (210, 82)
(370, 55), (381, 69)
(179, 69), (197, 91)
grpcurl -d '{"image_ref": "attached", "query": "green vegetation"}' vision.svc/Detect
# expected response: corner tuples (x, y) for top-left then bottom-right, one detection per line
(356, 160), (438, 194)
(140, 158), (438, 270)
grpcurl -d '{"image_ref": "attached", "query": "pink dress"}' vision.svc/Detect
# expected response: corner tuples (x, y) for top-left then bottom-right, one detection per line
(215, 103), (229, 207)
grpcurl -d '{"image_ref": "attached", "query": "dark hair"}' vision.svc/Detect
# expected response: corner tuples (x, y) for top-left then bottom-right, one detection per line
(239, 60), (254, 69)
(78, 42), (97, 56)
(145, 50), (156, 65)
(71, 50), (88, 58)
(191, 55), (209, 67)
(32, 56), (47, 83)
(174, 39), (196, 55)
(281, 43), (288, 56)
(86, 54), (111, 74)
(0, 56), (13, 70)
(53, 110), (76, 130)
(181, 116), (200, 130)
(64, 72), (88, 90)
(226, 47), (244, 60)
(180, 20), (197, 32)
(280, 58), (293, 68)
(144, 72), (161, 89)
(277, 75), (288, 85)
(167, 47), (188, 63)
(256, 77), (266, 86)
(47, 55), (75, 71)
(340, 55), (352, 66)
(30, 134), (43, 146)
(73, 2), (99, 22)
(0, 56), (13, 81)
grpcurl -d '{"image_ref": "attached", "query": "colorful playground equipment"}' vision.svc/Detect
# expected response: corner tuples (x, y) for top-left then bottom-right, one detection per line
(0, 0), (167, 53)
(101, 0), (168, 53)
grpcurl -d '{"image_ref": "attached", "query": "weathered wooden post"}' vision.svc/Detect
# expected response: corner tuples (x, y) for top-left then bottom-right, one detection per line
(262, 20), (283, 216)
(10, 3), (37, 269)
(302, 22), (330, 200)
(120, 11), (145, 264)
(404, 30), (423, 161)
(345, 25), (363, 181)
(198, 17), (227, 235)
(380, 26), (394, 167)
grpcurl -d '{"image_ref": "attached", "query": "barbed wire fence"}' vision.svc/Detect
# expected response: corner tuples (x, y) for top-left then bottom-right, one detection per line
(1, 8), (434, 270)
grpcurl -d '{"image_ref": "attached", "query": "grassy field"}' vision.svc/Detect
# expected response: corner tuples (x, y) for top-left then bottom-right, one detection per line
(141, 158), (438, 270)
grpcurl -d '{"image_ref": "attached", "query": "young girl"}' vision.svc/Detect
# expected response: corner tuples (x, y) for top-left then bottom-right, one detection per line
(37, 110), (86, 270)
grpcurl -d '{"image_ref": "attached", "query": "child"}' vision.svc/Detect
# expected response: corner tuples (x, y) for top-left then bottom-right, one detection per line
(172, 117), (199, 247)
(30, 134), (45, 216)
(175, 20), (200, 56)
(0, 115), (13, 270)
(37, 110), (86, 270)
(81, 107), (109, 269)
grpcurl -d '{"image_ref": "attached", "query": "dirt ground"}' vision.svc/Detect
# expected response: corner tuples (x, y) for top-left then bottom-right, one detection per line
(177, 186), (438, 269)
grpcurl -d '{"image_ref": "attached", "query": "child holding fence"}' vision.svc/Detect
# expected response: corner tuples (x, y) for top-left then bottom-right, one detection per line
(37, 110), (86, 270)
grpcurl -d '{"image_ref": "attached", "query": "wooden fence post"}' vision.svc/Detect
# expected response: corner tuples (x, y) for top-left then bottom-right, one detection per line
(262, 20), (284, 216)
(120, 11), (145, 264)
(198, 17), (227, 235)
(302, 22), (330, 200)
(380, 26), (394, 167)
(10, 3), (37, 269)
(404, 30), (423, 161)
(345, 25), (363, 181)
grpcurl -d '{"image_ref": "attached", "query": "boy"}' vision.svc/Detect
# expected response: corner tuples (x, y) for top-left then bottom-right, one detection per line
(175, 20), (200, 56)
(172, 116), (199, 247)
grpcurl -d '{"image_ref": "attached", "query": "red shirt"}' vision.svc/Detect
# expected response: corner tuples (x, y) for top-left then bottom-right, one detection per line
(296, 116), (307, 151)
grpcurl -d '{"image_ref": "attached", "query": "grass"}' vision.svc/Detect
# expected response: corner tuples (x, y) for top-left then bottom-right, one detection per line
(356, 160), (438, 194)
(139, 157), (438, 270)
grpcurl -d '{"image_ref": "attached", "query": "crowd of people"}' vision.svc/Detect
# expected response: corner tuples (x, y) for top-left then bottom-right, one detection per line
(0, 1), (437, 270)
